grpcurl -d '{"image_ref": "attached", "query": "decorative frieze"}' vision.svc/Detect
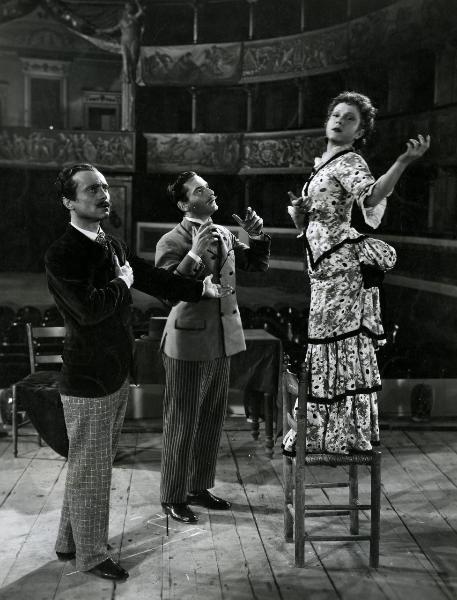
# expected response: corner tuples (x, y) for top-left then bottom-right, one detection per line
(144, 130), (325, 174)
(144, 132), (242, 173)
(83, 91), (120, 105)
(135, 0), (454, 86)
(0, 127), (135, 171)
(242, 26), (348, 82)
(20, 57), (70, 77)
(241, 130), (325, 173)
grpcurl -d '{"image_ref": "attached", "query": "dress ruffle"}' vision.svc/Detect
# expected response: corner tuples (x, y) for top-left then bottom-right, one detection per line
(281, 392), (380, 455)
(357, 234), (397, 272)
(307, 330), (382, 403)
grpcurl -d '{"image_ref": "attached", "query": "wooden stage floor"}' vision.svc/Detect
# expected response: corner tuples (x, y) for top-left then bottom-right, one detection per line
(1, 423), (457, 600)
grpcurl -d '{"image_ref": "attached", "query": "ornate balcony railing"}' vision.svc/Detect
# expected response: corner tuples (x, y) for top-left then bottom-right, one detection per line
(144, 129), (326, 174)
(2, 103), (457, 175)
(0, 127), (135, 171)
(137, 0), (453, 86)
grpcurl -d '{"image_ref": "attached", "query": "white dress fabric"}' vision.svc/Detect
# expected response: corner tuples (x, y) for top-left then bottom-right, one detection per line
(282, 150), (396, 455)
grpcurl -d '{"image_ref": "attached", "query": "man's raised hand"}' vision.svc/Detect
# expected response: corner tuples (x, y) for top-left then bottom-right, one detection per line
(202, 274), (233, 298)
(191, 222), (221, 257)
(232, 206), (264, 237)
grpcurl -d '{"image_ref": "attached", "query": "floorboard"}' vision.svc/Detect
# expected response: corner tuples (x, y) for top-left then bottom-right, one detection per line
(1, 427), (457, 599)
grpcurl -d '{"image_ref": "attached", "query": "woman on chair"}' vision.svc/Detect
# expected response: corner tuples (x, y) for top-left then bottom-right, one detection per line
(283, 91), (430, 455)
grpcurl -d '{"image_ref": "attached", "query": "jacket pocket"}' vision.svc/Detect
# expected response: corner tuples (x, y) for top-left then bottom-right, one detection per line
(174, 318), (206, 331)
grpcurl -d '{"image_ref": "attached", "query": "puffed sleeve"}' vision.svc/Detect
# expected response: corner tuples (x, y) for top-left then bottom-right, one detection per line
(336, 152), (388, 229)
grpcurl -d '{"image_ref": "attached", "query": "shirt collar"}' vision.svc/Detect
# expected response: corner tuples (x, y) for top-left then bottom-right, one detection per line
(184, 216), (212, 226)
(70, 222), (103, 242)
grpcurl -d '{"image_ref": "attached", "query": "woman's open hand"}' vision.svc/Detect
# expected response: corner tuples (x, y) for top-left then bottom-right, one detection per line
(287, 191), (310, 231)
(398, 134), (431, 165)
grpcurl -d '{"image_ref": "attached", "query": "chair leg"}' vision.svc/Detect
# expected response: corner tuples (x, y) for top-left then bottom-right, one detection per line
(295, 464), (305, 567)
(264, 393), (274, 458)
(370, 451), (382, 568)
(283, 455), (293, 542)
(349, 464), (359, 534)
(12, 384), (18, 458)
(248, 391), (260, 441)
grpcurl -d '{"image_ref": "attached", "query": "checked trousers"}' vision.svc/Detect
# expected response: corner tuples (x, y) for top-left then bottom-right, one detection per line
(55, 379), (129, 571)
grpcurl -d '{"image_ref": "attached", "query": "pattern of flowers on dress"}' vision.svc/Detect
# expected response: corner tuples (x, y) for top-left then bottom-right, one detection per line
(283, 151), (396, 455)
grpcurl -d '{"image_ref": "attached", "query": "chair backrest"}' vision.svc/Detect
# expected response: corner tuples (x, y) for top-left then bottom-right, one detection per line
(26, 323), (65, 374)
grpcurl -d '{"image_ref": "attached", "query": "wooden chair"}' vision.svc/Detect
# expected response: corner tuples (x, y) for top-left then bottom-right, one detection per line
(12, 324), (67, 457)
(282, 358), (381, 568)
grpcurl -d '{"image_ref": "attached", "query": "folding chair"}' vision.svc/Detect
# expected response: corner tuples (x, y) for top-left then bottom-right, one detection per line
(282, 358), (381, 567)
(12, 323), (68, 457)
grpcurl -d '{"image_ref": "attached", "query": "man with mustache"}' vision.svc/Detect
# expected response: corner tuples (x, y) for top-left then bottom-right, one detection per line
(45, 164), (227, 581)
(155, 171), (270, 524)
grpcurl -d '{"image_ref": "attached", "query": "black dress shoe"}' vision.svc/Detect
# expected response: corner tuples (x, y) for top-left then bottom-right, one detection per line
(188, 490), (231, 510)
(56, 551), (75, 561)
(162, 502), (198, 523)
(88, 558), (129, 581)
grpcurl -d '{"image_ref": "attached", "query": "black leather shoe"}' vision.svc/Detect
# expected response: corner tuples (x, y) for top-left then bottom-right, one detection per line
(88, 558), (129, 581)
(188, 490), (231, 510)
(162, 502), (198, 523)
(56, 551), (75, 561)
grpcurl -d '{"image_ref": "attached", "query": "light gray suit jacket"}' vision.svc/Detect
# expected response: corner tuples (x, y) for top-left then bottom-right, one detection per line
(155, 218), (270, 361)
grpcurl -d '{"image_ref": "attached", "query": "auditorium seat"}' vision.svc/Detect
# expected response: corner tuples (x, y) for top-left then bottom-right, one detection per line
(15, 305), (42, 326)
(0, 306), (15, 337)
(42, 306), (64, 326)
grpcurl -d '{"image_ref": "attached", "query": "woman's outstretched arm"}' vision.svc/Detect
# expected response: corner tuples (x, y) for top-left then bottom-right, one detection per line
(365, 134), (431, 208)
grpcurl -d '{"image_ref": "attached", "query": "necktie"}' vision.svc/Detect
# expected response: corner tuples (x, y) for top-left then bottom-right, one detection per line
(95, 230), (116, 269)
(95, 231), (108, 249)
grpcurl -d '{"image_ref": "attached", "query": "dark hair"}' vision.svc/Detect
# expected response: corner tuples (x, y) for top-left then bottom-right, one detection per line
(54, 163), (97, 201)
(167, 171), (196, 208)
(326, 91), (377, 148)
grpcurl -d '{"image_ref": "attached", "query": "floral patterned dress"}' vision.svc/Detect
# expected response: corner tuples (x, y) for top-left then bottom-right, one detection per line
(282, 150), (396, 455)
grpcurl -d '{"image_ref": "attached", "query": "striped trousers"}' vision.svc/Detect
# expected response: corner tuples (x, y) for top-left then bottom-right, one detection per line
(55, 379), (129, 571)
(160, 354), (230, 504)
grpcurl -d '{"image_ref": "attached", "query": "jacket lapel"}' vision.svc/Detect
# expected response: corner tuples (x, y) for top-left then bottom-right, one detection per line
(65, 224), (112, 271)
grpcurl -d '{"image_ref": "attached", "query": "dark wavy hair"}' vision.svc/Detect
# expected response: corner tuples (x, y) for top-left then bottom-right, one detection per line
(54, 163), (97, 201)
(167, 171), (196, 208)
(326, 91), (377, 148)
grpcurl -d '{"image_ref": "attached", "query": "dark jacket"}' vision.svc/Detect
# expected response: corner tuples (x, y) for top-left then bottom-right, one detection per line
(45, 225), (203, 397)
